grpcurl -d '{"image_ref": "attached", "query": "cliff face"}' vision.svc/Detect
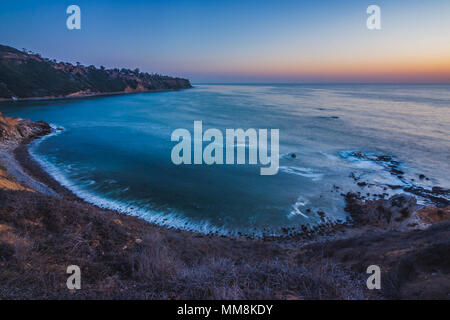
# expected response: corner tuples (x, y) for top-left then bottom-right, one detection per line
(0, 44), (192, 100)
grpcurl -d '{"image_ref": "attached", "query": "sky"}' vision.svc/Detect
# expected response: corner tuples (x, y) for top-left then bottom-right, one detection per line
(1, 0), (449, 83)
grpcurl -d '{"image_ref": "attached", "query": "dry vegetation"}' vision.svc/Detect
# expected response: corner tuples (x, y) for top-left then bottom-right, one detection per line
(0, 185), (449, 299)
(0, 189), (369, 299)
(0, 164), (33, 191)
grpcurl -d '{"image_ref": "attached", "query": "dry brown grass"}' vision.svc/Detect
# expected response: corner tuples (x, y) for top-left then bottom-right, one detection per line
(0, 166), (34, 192)
(0, 189), (370, 300)
(0, 188), (448, 299)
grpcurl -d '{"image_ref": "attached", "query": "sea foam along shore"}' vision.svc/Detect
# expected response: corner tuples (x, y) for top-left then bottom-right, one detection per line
(0, 112), (449, 299)
(26, 126), (237, 238)
(2, 111), (449, 238)
(24, 123), (449, 238)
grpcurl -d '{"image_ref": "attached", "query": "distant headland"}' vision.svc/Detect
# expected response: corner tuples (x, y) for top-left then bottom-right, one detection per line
(0, 44), (192, 101)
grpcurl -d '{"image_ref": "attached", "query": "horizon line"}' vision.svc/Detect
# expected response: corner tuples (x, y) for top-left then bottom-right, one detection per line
(192, 82), (450, 85)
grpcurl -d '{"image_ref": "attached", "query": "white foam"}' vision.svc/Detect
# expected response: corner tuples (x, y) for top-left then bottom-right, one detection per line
(28, 125), (332, 238)
(29, 129), (260, 238)
(288, 196), (310, 219)
(279, 166), (324, 181)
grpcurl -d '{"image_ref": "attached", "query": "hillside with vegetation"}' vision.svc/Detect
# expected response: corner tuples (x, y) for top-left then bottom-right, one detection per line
(0, 44), (191, 100)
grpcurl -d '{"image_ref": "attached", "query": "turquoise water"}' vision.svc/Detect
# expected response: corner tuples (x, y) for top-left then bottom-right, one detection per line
(1, 84), (449, 237)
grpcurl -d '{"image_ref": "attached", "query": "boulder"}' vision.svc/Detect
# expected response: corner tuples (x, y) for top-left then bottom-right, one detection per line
(345, 193), (417, 230)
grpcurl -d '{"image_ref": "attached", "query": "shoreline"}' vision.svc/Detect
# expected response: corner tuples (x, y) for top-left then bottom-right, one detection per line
(1, 122), (447, 240)
(9, 134), (345, 241)
(0, 114), (449, 299)
(0, 125), (450, 242)
(0, 86), (193, 103)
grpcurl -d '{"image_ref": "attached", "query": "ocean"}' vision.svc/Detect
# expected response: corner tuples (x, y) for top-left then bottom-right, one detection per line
(1, 84), (449, 237)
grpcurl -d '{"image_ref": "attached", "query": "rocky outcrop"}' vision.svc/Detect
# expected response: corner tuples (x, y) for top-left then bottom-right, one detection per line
(0, 113), (51, 193)
(417, 206), (450, 224)
(0, 112), (51, 144)
(344, 193), (425, 231)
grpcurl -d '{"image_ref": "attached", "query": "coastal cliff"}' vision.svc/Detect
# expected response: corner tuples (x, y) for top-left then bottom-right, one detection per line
(0, 44), (192, 100)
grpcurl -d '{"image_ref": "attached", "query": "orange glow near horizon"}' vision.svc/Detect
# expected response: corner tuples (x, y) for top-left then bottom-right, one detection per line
(189, 51), (450, 83)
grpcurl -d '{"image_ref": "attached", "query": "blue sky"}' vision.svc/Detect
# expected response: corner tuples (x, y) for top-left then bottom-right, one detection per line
(1, 0), (449, 82)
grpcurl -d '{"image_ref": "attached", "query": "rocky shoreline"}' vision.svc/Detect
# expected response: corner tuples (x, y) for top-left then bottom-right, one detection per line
(0, 114), (449, 299)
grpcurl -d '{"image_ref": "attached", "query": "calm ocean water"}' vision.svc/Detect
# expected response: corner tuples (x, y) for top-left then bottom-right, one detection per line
(1, 84), (449, 236)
